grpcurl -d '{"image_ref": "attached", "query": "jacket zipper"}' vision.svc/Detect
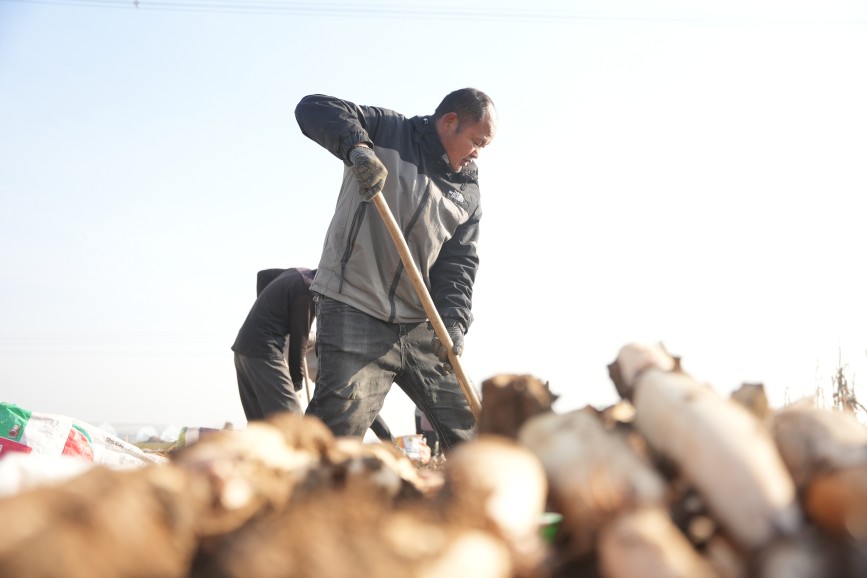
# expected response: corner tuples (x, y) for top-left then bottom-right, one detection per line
(338, 202), (368, 294)
(386, 179), (432, 322)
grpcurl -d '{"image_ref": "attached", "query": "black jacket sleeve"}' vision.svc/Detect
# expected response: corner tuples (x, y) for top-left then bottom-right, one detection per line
(429, 205), (481, 332)
(286, 293), (314, 390)
(295, 94), (388, 165)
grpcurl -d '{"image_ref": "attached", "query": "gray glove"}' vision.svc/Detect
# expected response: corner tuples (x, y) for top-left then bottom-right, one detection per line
(349, 145), (387, 201)
(432, 319), (465, 375)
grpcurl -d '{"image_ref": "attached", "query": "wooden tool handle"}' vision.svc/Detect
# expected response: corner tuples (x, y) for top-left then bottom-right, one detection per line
(371, 193), (482, 421)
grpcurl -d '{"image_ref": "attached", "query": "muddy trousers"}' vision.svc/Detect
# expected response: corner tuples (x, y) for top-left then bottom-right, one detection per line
(305, 295), (477, 450)
(234, 352), (302, 421)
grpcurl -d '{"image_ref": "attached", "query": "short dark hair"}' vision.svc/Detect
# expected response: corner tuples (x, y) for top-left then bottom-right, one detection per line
(434, 88), (495, 123)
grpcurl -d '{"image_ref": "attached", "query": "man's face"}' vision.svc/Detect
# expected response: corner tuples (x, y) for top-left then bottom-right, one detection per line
(437, 107), (497, 172)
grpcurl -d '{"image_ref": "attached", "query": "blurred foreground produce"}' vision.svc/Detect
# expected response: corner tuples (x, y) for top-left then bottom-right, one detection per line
(2, 342), (867, 577)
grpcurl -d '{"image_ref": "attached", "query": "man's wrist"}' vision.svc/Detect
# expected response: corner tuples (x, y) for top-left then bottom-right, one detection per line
(349, 143), (371, 163)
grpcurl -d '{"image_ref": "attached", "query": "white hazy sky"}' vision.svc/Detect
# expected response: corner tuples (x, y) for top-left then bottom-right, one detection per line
(1, 0), (866, 437)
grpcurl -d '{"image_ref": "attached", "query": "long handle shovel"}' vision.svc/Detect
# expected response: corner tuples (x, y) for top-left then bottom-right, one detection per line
(371, 192), (482, 421)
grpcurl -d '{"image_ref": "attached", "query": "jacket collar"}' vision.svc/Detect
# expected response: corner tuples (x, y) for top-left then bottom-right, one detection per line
(413, 115), (446, 157)
(412, 115), (477, 182)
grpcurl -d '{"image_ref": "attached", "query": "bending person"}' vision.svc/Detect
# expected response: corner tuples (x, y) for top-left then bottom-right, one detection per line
(232, 267), (316, 421)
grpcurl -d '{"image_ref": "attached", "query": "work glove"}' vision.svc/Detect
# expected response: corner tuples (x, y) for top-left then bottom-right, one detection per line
(431, 318), (465, 375)
(349, 145), (388, 201)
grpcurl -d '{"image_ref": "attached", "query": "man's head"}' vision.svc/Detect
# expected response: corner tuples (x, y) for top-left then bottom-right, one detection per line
(434, 88), (497, 172)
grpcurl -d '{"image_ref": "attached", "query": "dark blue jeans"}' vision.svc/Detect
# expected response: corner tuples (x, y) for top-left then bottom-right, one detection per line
(306, 295), (477, 449)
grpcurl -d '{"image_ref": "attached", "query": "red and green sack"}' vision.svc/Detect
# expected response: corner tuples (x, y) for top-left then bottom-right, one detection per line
(0, 402), (165, 467)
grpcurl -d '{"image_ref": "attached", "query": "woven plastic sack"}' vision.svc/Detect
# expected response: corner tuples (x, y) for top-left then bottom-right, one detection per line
(0, 402), (166, 467)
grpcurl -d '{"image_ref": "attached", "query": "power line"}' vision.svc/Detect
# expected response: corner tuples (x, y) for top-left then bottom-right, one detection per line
(0, 0), (629, 20)
(5, 0), (859, 23)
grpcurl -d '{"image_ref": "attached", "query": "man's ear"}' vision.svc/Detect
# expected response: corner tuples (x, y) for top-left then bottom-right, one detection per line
(441, 111), (459, 128)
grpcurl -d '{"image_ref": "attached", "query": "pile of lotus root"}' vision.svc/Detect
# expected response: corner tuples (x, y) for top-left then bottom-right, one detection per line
(1, 341), (866, 578)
